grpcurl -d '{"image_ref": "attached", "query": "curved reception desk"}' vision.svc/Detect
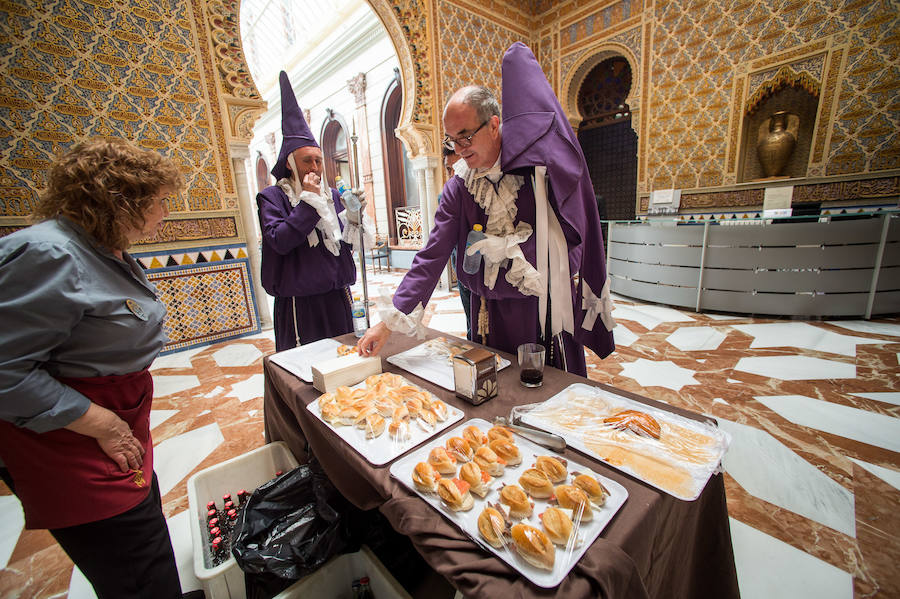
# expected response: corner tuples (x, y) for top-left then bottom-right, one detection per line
(605, 213), (899, 318)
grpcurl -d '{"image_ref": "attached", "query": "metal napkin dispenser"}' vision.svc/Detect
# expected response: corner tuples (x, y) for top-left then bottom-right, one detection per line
(452, 347), (498, 405)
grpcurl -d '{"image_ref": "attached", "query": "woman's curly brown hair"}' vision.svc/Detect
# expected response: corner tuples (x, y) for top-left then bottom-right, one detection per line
(32, 138), (183, 250)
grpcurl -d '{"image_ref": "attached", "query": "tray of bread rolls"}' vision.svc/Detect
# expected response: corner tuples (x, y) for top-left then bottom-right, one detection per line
(389, 418), (628, 588)
(518, 383), (731, 501)
(307, 372), (465, 466)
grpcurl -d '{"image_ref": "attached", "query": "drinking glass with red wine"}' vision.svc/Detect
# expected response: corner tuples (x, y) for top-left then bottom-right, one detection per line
(517, 343), (545, 388)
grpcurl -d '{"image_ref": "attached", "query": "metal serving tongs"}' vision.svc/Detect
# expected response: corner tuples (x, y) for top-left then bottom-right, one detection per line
(493, 416), (566, 452)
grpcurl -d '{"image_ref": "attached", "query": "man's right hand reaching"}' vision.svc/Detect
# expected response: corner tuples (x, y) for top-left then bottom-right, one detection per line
(358, 321), (391, 357)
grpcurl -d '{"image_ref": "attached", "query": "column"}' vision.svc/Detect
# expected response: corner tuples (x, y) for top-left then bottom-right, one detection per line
(346, 73), (377, 228)
(411, 154), (447, 288)
(231, 143), (273, 329)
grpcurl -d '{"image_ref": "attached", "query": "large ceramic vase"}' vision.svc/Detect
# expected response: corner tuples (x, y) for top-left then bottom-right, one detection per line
(756, 111), (796, 177)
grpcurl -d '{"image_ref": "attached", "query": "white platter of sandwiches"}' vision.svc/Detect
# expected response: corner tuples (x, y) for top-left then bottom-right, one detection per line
(389, 418), (628, 588)
(518, 383), (731, 501)
(269, 338), (358, 382)
(386, 336), (512, 391)
(306, 372), (465, 466)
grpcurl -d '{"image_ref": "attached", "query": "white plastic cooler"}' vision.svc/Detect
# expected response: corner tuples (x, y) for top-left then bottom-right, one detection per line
(186, 441), (299, 599)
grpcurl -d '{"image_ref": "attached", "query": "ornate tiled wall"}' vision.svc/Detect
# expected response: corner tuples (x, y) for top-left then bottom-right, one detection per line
(430, 0), (898, 213)
(644, 0), (898, 192)
(438, 1), (532, 106)
(134, 245), (261, 353)
(0, 0), (265, 353)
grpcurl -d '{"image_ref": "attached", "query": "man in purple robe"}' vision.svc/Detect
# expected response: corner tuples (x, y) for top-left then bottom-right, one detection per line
(358, 43), (615, 375)
(258, 71), (372, 351)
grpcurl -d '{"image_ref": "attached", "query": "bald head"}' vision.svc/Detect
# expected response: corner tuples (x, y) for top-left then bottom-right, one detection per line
(442, 86), (502, 169)
(444, 85), (500, 123)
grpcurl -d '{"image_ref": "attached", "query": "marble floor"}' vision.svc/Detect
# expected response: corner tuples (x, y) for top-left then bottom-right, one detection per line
(1, 268), (898, 598)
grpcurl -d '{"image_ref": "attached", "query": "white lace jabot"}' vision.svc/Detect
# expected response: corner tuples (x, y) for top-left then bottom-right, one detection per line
(453, 159), (542, 296)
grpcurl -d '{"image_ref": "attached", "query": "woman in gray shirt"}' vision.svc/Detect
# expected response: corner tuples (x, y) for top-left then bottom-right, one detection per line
(0, 138), (186, 598)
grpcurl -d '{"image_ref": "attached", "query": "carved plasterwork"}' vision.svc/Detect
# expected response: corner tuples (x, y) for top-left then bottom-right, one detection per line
(367, 0), (435, 156)
(348, 73), (367, 107)
(204, 0), (266, 144)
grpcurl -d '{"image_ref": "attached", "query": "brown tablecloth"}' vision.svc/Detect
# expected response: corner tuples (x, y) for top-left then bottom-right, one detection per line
(263, 329), (740, 599)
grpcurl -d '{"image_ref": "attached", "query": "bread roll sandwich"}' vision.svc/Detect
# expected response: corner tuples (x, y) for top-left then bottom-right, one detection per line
(320, 401), (342, 425)
(430, 399), (449, 422)
(412, 461), (441, 493)
(510, 523), (555, 570)
(473, 446), (505, 477)
(499, 483), (533, 519)
(389, 419), (411, 441)
(354, 406), (377, 429)
(552, 484), (593, 522)
(539, 507), (574, 546)
(489, 439), (521, 466)
(392, 404), (409, 422)
(477, 502), (510, 549)
(571, 471), (610, 506)
(428, 447), (457, 475)
(405, 398), (422, 418)
(459, 461), (493, 498)
(338, 406), (359, 426)
(446, 436), (474, 463)
(437, 477), (474, 512)
(602, 409), (662, 439)
(364, 413), (385, 439)
(417, 408), (437, 432)
(518, 468), (554, 499)
(462, 425), (488, 449)
(375, 398), (396, 417)
(487, 425), (515, 443)
(534, 455), (567, 483)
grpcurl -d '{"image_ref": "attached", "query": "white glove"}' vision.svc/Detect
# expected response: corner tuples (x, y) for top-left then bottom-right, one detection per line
(346, 196), (367, 226)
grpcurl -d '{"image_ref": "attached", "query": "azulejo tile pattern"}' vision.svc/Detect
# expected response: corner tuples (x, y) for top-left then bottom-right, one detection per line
(131, 244), (260, 354)
(147, 263), (260, 354)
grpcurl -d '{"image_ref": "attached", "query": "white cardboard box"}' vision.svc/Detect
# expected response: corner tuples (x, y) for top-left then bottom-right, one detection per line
(273, 545), (411, 599)
(186, 442), (299, 599)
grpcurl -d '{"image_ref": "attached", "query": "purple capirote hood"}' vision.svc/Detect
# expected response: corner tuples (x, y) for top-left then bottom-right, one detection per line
(499, 41), (615, 357)
(271, 70), (319, 180)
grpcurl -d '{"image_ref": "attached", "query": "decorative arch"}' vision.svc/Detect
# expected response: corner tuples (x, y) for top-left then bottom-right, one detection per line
(364, 0), (439, 159)
(229, 0), (435, 161)
(561, 43), (640, 135)
(746, 66), (821, 115)
(320, 110), (353, 189)
(564, 44), (640, 222)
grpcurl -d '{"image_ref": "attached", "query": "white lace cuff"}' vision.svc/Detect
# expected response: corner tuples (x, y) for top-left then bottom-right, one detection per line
(582, 278), (616, 331)
(379, 302), (426, 339)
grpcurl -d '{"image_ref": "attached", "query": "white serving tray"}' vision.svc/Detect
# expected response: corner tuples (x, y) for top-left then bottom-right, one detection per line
(306, 377), (465, 466)
(519, 383), (731, 501)
(268, 338), (343, 382)
(387, 339), (511, 391)
(389, 418), (628, 588)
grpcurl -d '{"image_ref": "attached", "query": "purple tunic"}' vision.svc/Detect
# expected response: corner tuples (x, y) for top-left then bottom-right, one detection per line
(392, 175), (588, 375)
(257, 185), (356, 349)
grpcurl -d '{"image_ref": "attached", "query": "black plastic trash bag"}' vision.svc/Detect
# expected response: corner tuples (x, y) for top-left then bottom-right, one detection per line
(231, 461), (349, 581)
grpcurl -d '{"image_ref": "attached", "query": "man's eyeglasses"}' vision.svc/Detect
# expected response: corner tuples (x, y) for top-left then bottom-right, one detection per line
(442, 120), (488, 150)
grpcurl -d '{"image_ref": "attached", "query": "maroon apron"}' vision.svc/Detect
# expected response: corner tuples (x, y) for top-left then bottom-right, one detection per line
(0, 369), (154, 529)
